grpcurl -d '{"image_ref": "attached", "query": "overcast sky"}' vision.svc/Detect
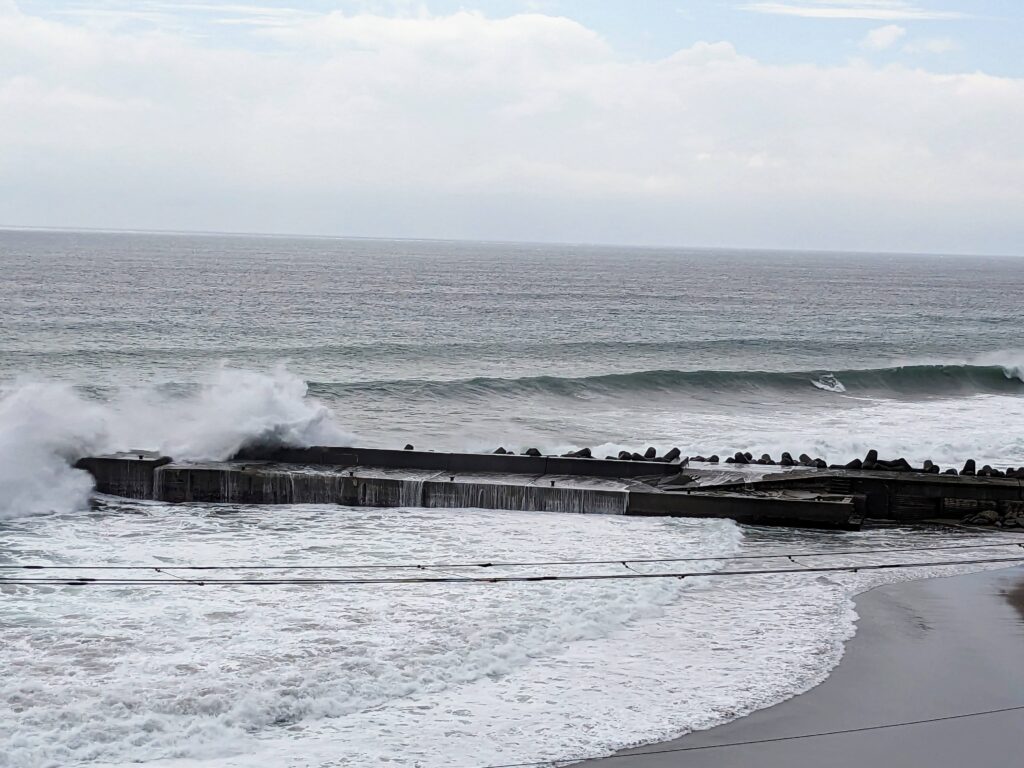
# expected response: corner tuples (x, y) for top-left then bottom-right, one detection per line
(2, 1), (1022, 254)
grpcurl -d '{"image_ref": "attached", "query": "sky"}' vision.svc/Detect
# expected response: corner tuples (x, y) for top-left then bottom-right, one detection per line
(1, 1), (1022, 254)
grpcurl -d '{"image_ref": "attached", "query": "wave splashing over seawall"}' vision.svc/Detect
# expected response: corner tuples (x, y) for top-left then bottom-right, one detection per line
(0, 382), (107, 518)
(0, 366), (351, 519)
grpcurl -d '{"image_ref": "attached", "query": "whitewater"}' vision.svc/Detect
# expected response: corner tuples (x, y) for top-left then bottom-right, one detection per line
(3, 230), (1024, 767)
(5, 499), (1020, 768)
(0, 366), (350, 519)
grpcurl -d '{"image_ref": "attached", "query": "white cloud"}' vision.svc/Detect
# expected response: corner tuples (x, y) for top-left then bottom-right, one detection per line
(742, 2), (965, 20)
(0, 6), (1020, 253)
(861, 24), (906, 49)
(151, 3), (319, 27)
(904, 37), (961, 53)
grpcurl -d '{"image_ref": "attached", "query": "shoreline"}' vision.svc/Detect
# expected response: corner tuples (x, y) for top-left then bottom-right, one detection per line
(584, 566), (1024, 767)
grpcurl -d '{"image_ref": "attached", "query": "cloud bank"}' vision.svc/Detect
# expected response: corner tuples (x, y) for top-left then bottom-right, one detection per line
(0, 3), (1021, 254)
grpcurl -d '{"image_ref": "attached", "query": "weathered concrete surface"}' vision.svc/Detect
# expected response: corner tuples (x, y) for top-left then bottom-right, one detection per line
(74, 451), (171, 499)
(728, 469), (1024, 520)
(233, 445), (682, 479)
(78, 445), (1024, 527)
(153, 462), (635, 515)
(75, 450), (859, 528)
(626, 489), (859, 528)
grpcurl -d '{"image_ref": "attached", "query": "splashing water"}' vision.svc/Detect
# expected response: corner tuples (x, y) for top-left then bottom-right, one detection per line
(0, 382), (108, 517)
(0, 366), (352, 519)
(110, 365), (351, 460)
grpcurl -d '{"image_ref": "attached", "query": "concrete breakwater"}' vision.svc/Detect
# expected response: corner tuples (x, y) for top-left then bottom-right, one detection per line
(76, 446), (860, 529)
(73, 444), (1024, 530)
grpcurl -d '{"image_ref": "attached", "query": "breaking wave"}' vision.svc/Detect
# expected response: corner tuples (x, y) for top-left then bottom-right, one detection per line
(310, 362), (1024, 401)
(0, 366), (351, 519)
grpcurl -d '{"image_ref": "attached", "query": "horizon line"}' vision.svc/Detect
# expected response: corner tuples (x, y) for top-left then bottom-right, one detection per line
(0, 223), (1018, 261)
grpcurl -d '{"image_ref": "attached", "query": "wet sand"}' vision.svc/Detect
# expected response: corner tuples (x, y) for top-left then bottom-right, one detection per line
(585, 567), (1024, 768)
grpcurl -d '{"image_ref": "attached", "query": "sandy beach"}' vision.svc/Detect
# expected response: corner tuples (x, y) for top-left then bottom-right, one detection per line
(585, 566), (1024, 768)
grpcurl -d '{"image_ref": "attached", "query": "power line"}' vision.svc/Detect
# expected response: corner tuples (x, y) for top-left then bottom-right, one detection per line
(3, 539), (1023, 573)
(2, 553), (1022, 587)
(470, 704), (1024, 768)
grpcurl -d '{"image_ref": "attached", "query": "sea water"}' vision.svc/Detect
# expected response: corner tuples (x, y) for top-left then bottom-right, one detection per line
(2, 230), (1023, 767)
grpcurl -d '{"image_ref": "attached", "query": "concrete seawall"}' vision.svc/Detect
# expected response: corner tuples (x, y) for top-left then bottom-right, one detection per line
(76, 445), (1024, 529)
(725, 468), (1024, 520)
(231, 446), (1024, 523)
(76, 452), (171, 499)
(75, 447), (860, 529)
(232, 445), (686, 480)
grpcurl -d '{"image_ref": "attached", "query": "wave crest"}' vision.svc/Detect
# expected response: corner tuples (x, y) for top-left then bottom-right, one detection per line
(310, 363), (1024, 401)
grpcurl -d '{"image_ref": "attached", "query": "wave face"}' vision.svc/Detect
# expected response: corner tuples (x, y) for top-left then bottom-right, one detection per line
(310, 363), (1024, 401)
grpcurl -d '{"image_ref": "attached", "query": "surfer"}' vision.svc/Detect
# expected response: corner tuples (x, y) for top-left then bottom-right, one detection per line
(812, 373), (846, 393)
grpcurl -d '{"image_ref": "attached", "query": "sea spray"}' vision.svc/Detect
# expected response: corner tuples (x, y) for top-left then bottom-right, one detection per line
(0, 381), (107, 518)
(110, 365), (353, 460)
(0, 366), (352, 518)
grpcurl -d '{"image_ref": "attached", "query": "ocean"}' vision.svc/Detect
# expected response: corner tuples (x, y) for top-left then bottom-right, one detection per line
(1, 229), (1023, 767)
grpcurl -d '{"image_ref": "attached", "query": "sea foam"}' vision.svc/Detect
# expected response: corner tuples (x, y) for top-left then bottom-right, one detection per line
(0, 507), (744, 767)
(2, 504), (1017, 768)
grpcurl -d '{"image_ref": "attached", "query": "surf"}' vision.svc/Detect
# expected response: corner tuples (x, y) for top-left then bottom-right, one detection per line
(0, 366), (351, 520)
(308, 361), (1024, 401)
